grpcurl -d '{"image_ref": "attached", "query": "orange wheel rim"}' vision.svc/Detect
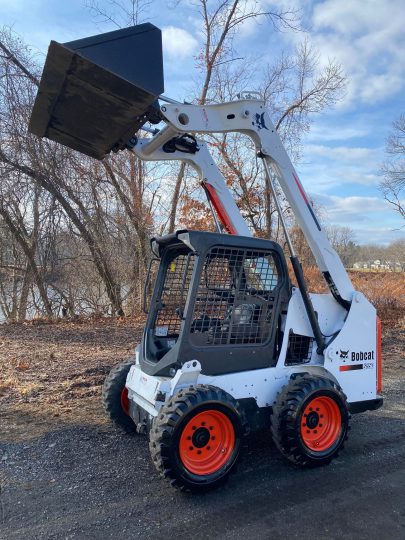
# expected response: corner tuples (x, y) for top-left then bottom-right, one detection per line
(300, 396), (341, 452)
(179, 410), (235, 475)
(120, 387), (130, 415)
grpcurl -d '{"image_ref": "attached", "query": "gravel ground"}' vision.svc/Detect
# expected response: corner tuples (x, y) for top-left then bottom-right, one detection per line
(0, 319), (404, 539)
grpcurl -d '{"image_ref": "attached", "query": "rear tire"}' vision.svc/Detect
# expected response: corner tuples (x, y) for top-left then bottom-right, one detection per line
(271, 374), (350, 466)
(149, 385), (248, 492)
(102, 359), (136, 433)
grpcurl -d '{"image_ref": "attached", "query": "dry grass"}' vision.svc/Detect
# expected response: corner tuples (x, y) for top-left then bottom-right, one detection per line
(0, 317), (145, 441)
(301, 268), (405, 327)
(0, 309), (403, 442)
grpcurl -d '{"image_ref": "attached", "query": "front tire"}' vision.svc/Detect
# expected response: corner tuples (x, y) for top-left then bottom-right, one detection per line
(271, 374), (350, 466)
(149, 385), (248, 492)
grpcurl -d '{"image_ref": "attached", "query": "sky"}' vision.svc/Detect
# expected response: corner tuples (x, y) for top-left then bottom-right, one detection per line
(1, 0), (404, 245)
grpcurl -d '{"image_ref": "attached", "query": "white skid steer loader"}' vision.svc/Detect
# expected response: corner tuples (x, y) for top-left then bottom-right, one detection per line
(29, 23), (383, 492)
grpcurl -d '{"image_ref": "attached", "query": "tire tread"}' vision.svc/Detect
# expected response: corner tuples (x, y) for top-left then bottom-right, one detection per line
(270, 373), (350, 466)
(102, 359), (136, 433)
(149, 384), (248, 492)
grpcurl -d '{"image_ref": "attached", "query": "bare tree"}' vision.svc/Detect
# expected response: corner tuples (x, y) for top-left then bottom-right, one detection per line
(386, 238), (405, 271)
(0, 220), (31, 320)
(263, 39), (346, 159)
(380, 113), (405, 220)
(194, 0), (299, 105)
(85, 0), (151, 27)
(0, 28), (125, 315)
(169, 0), (300, 232)
(326, 225), (357, 268)
(0, 21), (172, 317)
(0, 182), (53, 317)
(101, 152), (165, 307)
(175, 14), (346, 238)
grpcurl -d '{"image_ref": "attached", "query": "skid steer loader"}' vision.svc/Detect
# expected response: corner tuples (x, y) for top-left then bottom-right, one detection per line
(29, 23), (383, 492)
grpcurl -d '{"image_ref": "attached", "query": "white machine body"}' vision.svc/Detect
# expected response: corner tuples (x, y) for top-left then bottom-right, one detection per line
(126, 98), (381, 419)
(127, 289), (379, 416)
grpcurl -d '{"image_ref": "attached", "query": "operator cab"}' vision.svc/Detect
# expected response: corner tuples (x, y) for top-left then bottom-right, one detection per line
(141, 230), (291, 376)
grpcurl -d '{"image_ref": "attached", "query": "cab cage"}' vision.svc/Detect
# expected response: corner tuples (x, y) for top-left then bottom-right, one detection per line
(140, 230), (291, 376)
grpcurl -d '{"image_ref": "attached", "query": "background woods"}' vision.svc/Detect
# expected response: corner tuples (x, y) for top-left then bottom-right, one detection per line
(0, 1), (403, 321)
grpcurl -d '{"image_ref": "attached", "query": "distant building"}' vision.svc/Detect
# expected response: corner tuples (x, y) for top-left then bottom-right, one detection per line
(351, 259), (403, 272)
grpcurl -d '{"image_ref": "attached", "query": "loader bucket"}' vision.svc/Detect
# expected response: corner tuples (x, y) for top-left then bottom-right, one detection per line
(29, 23), (164, 160)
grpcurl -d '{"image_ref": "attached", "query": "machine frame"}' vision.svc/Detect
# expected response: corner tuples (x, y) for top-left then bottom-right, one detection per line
(28, 24), (383, 491)
(124, 97), (382, 428)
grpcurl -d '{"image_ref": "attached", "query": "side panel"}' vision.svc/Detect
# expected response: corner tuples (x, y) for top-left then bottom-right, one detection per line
(324, 293), (378, 402)
(126, 364), (162, 417)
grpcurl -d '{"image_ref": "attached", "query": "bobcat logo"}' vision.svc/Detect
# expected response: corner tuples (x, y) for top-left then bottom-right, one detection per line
(340, 349), (349, 359)
(255, 112), (269, 130)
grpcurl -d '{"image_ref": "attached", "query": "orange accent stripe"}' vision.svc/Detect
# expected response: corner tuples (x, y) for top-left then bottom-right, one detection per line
(292, 172), (309, 204)
(202, 183), (238, 235)
(376, 316), (382, 393)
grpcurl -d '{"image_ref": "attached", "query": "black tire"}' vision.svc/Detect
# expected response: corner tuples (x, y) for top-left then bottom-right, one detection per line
(271, 373), (350, 466)
(102, 359), (136, 433)
(149, 385), (248, 492)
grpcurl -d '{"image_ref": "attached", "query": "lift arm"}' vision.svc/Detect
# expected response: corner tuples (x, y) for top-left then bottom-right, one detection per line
(138, 99), (354, 307)
(133, 137), (251, 236)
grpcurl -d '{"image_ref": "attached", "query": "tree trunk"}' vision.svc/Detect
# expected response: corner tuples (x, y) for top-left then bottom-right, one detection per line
(168, 163), (186, 233)
(0, 150), (124, 315)
(17, 263), (31, 320)
(0, 205), (53, 318)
